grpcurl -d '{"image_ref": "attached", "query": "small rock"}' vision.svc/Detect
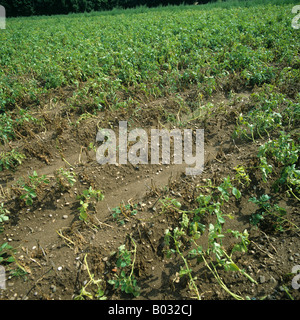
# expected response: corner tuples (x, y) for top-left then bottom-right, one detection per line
(62, 215), (68, 219)
(57, 266), (63, 271)
(259, 275), (266, 284)
(270, 276), (277, 284)
(289, 256), (294, 262)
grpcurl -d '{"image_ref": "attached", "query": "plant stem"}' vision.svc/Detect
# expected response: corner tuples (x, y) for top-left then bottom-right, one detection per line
(56, 229), (75, 247)
(129, 236), (137, 279)
(84, 254), (93, 282)
(288, 186), (300, 201)
(222, 250), (258, 284)
(173, 236), (201, 300)
(201, 253), (244, 300)
(265, 207), (299, 231)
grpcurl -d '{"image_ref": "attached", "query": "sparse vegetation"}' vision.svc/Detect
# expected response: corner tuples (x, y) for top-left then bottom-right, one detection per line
(0, 0), (299, 301)
(111, 202), (138, 226)
(16, 171), (49, 206)
(0, 149), (26, 171)
(55, 168), (76, 191)
(77, 186), (104, 221)
(108, 237), (140, 298)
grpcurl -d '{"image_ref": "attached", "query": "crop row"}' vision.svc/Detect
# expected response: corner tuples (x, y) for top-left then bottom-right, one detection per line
(0, 3), (299, 114)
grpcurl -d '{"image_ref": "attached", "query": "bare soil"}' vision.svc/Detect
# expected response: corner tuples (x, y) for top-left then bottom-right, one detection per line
(0, 87), (299, 300)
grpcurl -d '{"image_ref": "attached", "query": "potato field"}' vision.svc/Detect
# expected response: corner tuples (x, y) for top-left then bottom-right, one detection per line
(0, 0), (299, 301)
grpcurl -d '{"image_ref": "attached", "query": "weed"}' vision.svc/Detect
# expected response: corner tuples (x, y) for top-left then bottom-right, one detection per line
(75, 112), (95, 126)
(74, 254), (107, 300)
(77, 186), (104, 203)
(111, 202), (138, 225)
(0, 202), (14, 272)
(206, 222), (255, 281)
(259, 156), (273, 183)
(159, 197), (182, 215)
(278, 165), (300, 200)
(17, 171), (49, 206)
(0, 203), (10, 273)
(0, 110), (41, 144)
(77, 186), (104, 221)
(88, 142), (97, 152)
(164, 226), (201, 300)
(108, 237), (140, 297)
(258, 132), (299, 167)
(77, 201), (88, 222)
(234, 165), (251, 187)
(164, 210), (255, 300)
(233, 87), (291, 142)
(0, 113), (15, 144)
(0, 203), (9, 223)
(235, 108), (282, 142)
(0, 149), (26, 172)
(15, 171), (49, 206)
(0, 242), (15, 264)
(0, 203), (9, 234)
(280, 285), (295, 300)
(217, 176), (241, 202)
(163, 175), (256, 300)
(257, 132), (299, 197)
(249, 195), (297, 232)
(55, 168), (76, 191)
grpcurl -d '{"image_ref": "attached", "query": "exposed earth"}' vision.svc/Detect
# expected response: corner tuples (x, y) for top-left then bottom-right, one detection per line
(0, 86), (299, 300)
